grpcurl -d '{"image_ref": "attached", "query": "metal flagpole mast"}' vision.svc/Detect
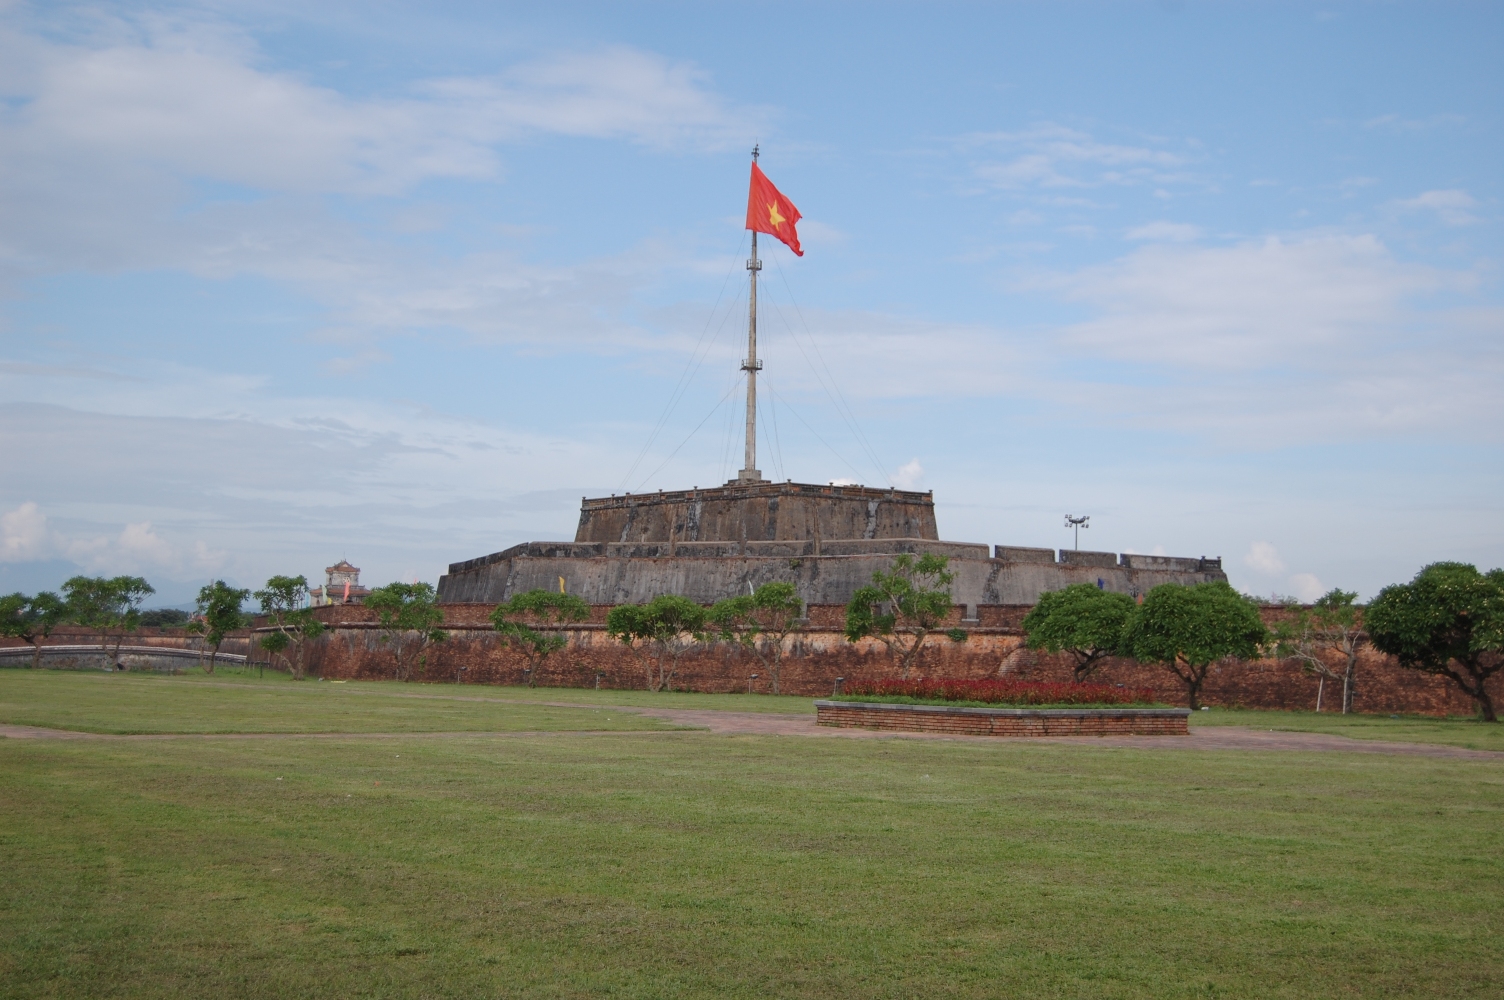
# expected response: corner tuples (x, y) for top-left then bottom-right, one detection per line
(739, 144), (764, 483)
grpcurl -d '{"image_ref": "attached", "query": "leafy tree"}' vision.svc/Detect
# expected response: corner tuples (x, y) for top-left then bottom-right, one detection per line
(138, 608), (191, 627)
(365, 582), (448, 682)
(0, 591), (67, 668)
(491, 589), (591, 686)
(254, 575), (326, 680)
(61, 575), (155, 670)
(1021, 584), (1136, 682)
(1124, 581), (1268, 711)
(606, 595), (708, 693)
(186, 580), (250, 676)
(709, 581), (805, 694)
(844, 553), (967, 679)
(1272, 589), (1367, 714)
(1366, 562), (1504, 722)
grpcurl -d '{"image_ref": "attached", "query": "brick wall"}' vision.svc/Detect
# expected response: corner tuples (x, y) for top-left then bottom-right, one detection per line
(258, 602), (1501, 718)
(815, 702), (1190, 736)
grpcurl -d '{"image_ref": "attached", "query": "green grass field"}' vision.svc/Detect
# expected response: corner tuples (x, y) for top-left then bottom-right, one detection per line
(1192, 706), (1504, 752)
(0, 669), (801, 734)
(2, 669), (1502, 998)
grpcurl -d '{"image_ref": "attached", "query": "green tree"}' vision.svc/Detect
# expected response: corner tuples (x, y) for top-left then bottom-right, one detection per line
(1124, 581), (1269, 711)
(186, 580), (250, 676)
(844, 553), (967, 679)
(491, 589), (591, 686)
(606, 594), (708, 693)
(61, 575), (155, 670)
(1272, 589), (1368, 714)
(365, 582), (449, 682)
(709, 581), (805, 694)
(138, 608), (191, 627)
(254, 575), (326, 680)
(1366, 562), (1504, 722)
(0, 591), (68, 668)
(1021, 584), (1136, 682)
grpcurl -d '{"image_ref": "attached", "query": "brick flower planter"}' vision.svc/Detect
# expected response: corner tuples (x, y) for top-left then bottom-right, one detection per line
(814, 700), (1190, 737)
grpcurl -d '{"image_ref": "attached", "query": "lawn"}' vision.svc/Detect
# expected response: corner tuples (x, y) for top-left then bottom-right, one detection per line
(1, 670), (1502, 998)
(0, 669), (684, 735)
(1191, 706), (1504, 752)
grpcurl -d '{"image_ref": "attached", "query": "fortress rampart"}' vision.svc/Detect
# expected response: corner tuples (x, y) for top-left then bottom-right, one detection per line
(438, 480), (1226, 606)
(437, 543), (1224, 606)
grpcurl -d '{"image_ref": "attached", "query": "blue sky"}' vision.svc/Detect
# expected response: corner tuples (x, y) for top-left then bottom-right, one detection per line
(1, 0), (1499, 606)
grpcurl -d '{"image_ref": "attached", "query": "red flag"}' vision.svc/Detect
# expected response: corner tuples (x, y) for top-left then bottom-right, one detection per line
(746, 162), (803, 256)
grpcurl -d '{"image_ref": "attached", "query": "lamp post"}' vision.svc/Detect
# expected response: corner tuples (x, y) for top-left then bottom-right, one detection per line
(1064, 514), (1090, 550)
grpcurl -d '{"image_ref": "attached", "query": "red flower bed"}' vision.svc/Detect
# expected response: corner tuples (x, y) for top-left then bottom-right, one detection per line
(839, 678), (1157, 706)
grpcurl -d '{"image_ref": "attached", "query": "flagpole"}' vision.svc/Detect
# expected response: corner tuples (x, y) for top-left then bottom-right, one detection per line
(739, 145), (763, 483)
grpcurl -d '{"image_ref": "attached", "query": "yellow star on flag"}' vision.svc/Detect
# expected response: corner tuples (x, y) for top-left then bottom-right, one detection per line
(767, 203), (786, 227)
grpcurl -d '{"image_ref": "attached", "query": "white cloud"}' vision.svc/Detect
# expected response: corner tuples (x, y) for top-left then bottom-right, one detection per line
(966, 124), (1191, 191)
(754, 306), (1023, 400)
(1389, 189), (1480, 226)
(0, 501), (49, 561)
(0, 348), (622, 589)
(1245, 541), (1285, 575)
(116, 521), (177, 566)
(0, 498), (225, 579)
(893, 459), (924, 490)
(1363, 113), (1466, 132)
(1287, 572), (1324, 602)
(1003, 231), (1504, 444)
(0, 25), (756, 195)
(1038, 234), (1464, 369)
(424, 46), (760, 150)
(1125, 221), (1202, 242)
(0, 19), (763, 285)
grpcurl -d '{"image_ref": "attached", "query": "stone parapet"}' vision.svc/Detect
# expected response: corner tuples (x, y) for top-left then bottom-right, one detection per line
(574, 481), (938, 546)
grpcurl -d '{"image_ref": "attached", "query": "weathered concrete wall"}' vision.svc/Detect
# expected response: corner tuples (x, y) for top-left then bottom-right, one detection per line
(574, 482), (938, 544)
(437, 545), (1226, 606)
(0, 627), (253, 672)
(261, 603), (1501, 718)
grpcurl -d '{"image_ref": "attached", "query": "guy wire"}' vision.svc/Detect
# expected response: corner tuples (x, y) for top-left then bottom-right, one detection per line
(620, 233), (747, 490)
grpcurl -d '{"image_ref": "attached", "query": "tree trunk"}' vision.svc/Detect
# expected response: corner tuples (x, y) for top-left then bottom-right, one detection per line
(1315, 676), (1324, 713)
(1472, 674), (1498, 723)
(30, 640), (42, 669)
(1341, 654), (1356, 715)
(1173, 658), (1206, 712)
(896, 631), (927, 679)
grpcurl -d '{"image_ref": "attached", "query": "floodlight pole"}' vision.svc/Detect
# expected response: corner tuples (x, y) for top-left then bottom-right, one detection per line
(1064, 514), (1090, 550)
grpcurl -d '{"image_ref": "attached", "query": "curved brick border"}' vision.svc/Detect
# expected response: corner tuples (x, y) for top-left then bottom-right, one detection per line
(815, 700), (1190, 736)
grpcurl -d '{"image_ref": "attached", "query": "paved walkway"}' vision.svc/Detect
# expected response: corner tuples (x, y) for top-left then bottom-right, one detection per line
(3, 709), (1501, 760)
(625, 708), (1504, 760)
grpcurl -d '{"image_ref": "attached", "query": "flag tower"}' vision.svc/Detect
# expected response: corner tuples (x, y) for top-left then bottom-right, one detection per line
(738, 146), (764, 483)
(736, 145), (802, 484)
